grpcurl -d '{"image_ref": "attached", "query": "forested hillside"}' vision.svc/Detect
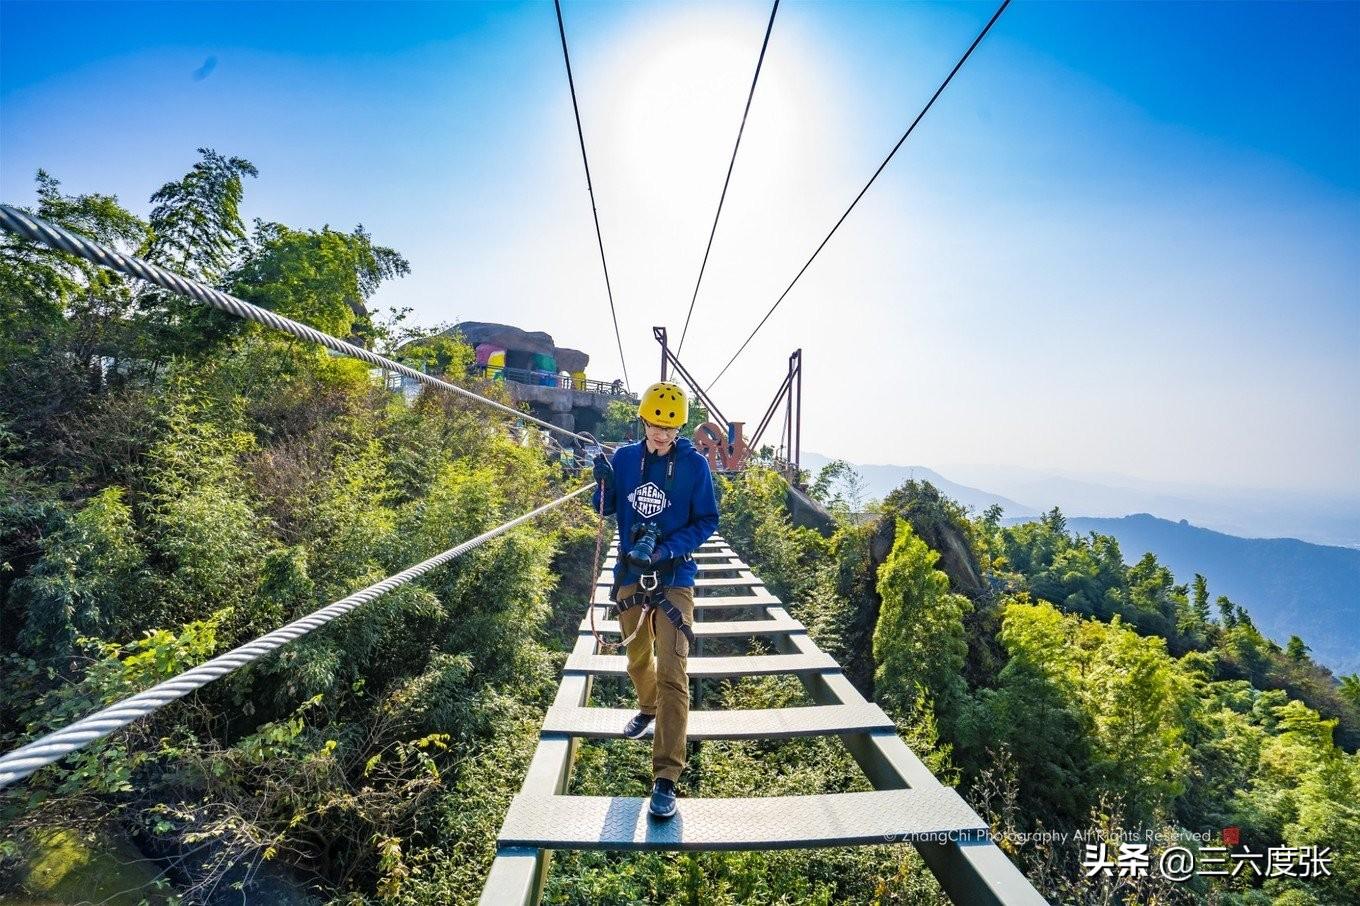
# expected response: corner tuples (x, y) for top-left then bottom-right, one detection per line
(2, 153), (1357, 904)
(1060, 514), (1360, 675)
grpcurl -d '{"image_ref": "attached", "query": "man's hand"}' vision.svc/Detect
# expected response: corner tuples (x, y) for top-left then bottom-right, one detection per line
(593, 453), (613, 484)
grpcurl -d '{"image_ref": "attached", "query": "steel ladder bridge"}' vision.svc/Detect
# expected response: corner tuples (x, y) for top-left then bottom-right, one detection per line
(481, 535), (1048, 904)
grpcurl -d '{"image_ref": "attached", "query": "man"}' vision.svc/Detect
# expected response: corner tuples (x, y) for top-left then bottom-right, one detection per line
(592, 381), (719, 818)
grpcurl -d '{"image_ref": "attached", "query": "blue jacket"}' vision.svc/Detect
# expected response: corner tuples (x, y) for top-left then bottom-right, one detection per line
(592, 437), (719, 588)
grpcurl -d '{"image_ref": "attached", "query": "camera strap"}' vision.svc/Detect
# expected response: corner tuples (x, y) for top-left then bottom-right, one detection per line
(639, 444), (679, 499)
(609, 443), (685, 603)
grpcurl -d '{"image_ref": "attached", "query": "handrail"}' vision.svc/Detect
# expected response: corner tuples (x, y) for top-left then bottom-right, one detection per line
(465, 364), (633, 397)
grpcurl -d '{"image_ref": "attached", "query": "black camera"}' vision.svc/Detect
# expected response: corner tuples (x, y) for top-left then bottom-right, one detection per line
(626, 522), (662, 570)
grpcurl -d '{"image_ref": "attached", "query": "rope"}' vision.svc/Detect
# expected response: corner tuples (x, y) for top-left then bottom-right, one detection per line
(0, 485), (592, 790)
(585, 479), (621, 653)
(554, 0), (631, 394)
(0, 204), (611, 450)
(676, 0), (781, 356)
(582, 495), (653, 653)
(706, 0), (1011, 392)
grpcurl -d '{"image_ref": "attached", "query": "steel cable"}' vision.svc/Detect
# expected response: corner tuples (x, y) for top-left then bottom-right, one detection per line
(554, 0), (631, 393)
(676, 0), (780, 356)
(706, 0), (1011, 391)
(0, 485), (592, 790)
(0, 204), (610, 449)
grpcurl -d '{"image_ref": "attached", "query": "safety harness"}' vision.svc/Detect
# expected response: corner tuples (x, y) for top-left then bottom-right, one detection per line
(589, 442), (695, 652)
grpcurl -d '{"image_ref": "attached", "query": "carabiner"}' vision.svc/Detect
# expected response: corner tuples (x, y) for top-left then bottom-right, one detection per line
(639, 570), (659, 592)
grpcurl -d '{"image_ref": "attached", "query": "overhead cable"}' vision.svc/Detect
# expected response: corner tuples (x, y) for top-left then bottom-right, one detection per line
(706, 0), (1011, 392)
(554, 0), (632, 393)
(675, 0), (781, 356)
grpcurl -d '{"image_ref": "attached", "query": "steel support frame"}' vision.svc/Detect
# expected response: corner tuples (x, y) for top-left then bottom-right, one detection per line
(653, 326), (730, 432)
(747, 349), (801, 483)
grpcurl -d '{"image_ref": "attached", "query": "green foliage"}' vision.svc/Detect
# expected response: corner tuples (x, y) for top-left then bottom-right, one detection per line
(3, 611), (226, 799)
(873, 518), (971, 725)
(1, 171), (153, 446)
(0, 151), (573, 903)
(717, 466), (827, 609)
(230, 220), (410, 341)
(597, 399), (638, 442)
(997, 601), (1193, 824)
(1341, 674), (1360, 709)
(144, 148), (256, 282)
(809, 458), (870, 520)
(12, 487), (147, 656)
(395, 330), (475, 379)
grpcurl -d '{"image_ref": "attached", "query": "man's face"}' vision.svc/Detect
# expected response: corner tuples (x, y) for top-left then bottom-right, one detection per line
(643, 420), (679, 453)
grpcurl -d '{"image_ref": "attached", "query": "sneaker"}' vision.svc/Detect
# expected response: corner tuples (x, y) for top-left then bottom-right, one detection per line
(649, 777), (677, 818)
(622, 712), (655, 739)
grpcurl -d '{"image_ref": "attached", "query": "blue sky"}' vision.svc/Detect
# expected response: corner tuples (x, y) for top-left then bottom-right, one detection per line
(2, 1), (1357, 496)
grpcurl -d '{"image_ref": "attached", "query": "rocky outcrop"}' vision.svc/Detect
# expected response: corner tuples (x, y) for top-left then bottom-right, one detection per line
(786, 484), (836, 537)
(555, 347), (589, 373)
(869, 511), (987, 601)
(451, 322), (556, 356)
(447, 323), (591, 374)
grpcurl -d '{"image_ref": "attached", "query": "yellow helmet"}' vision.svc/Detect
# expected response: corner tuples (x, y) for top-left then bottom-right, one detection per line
(638, 381), (688, 429)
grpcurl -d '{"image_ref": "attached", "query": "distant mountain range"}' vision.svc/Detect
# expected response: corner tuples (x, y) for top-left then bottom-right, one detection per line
(800, 453), (1038, 518)
(801, 454), (1360, 549)
(801, 453), (1360, 674)
(1063, 515), (1359, 675)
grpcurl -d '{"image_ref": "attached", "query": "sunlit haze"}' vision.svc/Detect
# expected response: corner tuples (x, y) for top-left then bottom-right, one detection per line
(3, 0), (1356, 496)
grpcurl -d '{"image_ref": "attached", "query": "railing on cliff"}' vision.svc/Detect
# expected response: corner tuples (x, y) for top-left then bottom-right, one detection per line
(466, 363), (633, 397)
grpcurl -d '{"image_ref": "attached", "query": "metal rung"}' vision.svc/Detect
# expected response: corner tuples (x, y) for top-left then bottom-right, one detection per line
(580, 613), (804, 637)
(564, 651), (839, 677)
(591, 590), (783, 608)
(497, 786), (988, 851)
(602, 559), (745, 572)
(595, 576), (761, 588)
(540, 703), (894, 739)
(606, 547), (735, 558)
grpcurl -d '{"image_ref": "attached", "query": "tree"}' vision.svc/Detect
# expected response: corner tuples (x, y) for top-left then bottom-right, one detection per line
(1286, 635), (1311, 664)
(0, 171), (151, 441)
(230, 221), (409, 342)
(0, 170), (149, 352)
(1040, 506), (1067, 535)
(135, 149), (258, 355)
(873, 518), (972, 724)
(13, 488), (147, 657)
(1217, 594), (1237, 628)
(1341, 674), (1360, 710)
(1192, 573), (1210, 625)
(143, 148), (257, 283)
(982, 600), (1193, 826)
(810, 459), (870, 519)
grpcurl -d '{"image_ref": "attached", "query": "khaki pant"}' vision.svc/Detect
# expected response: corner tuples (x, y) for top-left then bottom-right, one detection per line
(616, 581), (695, 783)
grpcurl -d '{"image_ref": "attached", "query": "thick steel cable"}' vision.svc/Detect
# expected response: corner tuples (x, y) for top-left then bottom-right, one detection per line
(0, 485), (592, 790)
(554, 0), (631, 394)
(706, 0), (1011, 392)
(0, 204), (611, 449)
(675, 0), (780, 357)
